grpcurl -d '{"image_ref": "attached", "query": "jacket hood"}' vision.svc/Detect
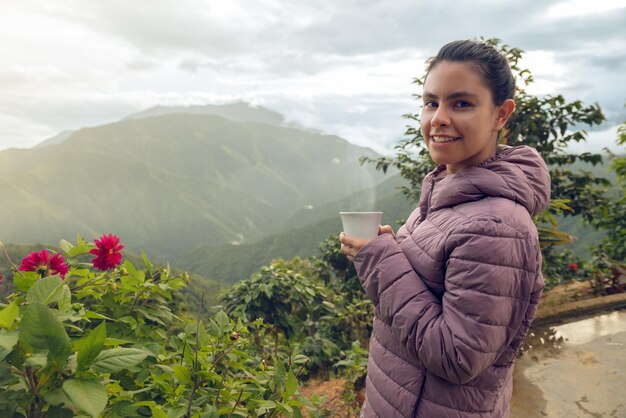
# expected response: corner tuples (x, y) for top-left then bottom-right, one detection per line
(421, 145), (551, 217)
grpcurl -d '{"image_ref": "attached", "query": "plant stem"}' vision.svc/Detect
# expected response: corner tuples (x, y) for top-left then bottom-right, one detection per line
(213, 360), (231, 407)
(186, 291), (205, 418)
(227, 387), (245, 418)
(0, 240), (26, 279)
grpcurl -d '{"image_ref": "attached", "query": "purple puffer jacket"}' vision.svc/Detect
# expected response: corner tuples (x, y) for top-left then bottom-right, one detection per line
(354, 145), (550, 417)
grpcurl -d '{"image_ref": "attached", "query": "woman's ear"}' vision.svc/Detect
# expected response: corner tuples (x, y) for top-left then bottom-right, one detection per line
(494, 99), (515, 131)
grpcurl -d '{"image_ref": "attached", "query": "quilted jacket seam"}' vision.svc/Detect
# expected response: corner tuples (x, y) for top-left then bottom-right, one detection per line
(445, 298), (511, 328)
(405, 232), (444, 263)
(451, 330), (500, 355)
(448, 255), (533, 274)
(446, 283), (526, 300)
(459, 168), (518, 210)
(369, 344), (421, 399)
(366, 368), (410, 417)
(421, 393), (496, 414)
(382, 283), (420, 317)
(372, 331), (420, 368)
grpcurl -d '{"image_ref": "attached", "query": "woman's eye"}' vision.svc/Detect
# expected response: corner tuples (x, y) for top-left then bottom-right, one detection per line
(424, 101), (438, 108)
(455, 101), (471, 108)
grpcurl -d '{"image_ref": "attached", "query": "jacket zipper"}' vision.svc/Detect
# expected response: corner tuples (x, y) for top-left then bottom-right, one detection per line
(426, 177), (436, 214)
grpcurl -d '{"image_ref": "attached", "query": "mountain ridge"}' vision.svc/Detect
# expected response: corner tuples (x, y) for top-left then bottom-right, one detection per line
(0, 111), (387, 260)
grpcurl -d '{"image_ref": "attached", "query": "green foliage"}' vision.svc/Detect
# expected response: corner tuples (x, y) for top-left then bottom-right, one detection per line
(220, 259), (330, 363)
(334, 341), (369, 412)
(541, 249), (584, 289)
(590, 116), (626, 261)
(0, 238), (315, 417)
(313, 236), (373, 352)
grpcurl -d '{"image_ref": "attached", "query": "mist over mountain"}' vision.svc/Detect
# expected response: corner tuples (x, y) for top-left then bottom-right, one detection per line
(0, 105), (387, 261)
(179, 174), (416, 284)
(125, 101), (286, 126)
(34, 130), (75, 148)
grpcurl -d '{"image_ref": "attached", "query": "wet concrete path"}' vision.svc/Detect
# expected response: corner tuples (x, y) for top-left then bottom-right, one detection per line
(511, 309), (626, 417)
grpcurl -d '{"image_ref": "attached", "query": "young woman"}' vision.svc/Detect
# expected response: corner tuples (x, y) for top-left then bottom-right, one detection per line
(340, 40), (551, 417)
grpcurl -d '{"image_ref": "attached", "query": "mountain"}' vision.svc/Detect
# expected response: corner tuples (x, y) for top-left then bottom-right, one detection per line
(35, 130), (75, 148)
(32, 102), (290, 150)
(0, 113), (386, 261)
(125, 101), (285, 126)
(178, 174), (416, 284)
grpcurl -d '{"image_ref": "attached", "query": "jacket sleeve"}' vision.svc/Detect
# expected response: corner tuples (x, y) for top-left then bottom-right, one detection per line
(353, 220), (541, 385)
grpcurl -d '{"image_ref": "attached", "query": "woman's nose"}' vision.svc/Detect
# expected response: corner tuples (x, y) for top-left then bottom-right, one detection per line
(431, 106), (450, 127)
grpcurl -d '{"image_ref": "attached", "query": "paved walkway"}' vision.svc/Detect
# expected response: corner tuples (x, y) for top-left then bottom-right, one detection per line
(511, 309), (626, 417)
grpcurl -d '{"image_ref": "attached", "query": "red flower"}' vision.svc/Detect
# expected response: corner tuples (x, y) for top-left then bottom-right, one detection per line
(568, 263), (579, 272)
(19, 249), (69, 279)
(0, 273), (3, 284)
(90, 234), (124, 271)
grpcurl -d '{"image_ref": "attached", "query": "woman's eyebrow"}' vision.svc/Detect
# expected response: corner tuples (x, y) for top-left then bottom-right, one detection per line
(423, 91), (479, 100)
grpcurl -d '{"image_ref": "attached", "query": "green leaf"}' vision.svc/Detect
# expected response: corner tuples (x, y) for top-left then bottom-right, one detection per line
(172, 365), (193, 385)
(103, 337), (132, 346)
(215, 310), (230, 333)
(141, 251), (153, 271)
(48, 405), (74, 418)
(285, 370), (298, 397)
(58, 285), (72, 311)
(85, 311), (113, 321)
(257, 400), (277, 415)
(19, 302), (71, 364)
(68, 241), (94, 258)
(13, 271), (39, 291)
(0, 300), (19, 329)
(63, 379), (108, 418)
(74, 321), (106, 371)
(291, 354), (309, 365)
(0, 330), (19, 361)
(25, 351), (48, 368)
(91, 347), (148, 373)
(59, 239), (73, 254)
(27, 276), (65, 306)
(149, 405), (168, 418)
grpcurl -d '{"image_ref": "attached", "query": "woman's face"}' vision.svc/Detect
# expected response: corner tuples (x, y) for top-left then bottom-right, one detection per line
(420, 61), (513, 174)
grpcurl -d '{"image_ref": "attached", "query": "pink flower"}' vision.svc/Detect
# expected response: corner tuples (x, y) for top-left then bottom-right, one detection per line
(90, 234), (124, 271)
(19, 249), (69, 279)
(0, 273), (3, 284)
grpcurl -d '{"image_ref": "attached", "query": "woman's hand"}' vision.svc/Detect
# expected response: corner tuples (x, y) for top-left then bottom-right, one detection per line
(340, 225), (395, 262)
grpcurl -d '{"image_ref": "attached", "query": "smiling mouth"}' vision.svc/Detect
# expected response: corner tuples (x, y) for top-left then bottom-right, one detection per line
(430, 135), (461, 143)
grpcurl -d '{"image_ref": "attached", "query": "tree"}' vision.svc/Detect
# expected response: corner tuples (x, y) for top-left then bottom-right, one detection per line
(591, 113), (626, 261)
(220, 259), (329, 361)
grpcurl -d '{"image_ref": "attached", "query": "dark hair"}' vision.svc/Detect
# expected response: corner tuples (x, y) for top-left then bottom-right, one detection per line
(425, 40), (515, 105)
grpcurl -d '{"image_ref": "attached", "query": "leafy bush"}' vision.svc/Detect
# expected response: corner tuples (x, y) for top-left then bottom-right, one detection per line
(0, 237), (314, 417)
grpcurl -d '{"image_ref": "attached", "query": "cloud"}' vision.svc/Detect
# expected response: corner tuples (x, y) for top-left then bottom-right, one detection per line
(0, 0), (624, 152)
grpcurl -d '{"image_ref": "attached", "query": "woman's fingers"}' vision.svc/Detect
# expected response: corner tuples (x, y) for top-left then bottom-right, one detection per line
(379, 224), (395, 235)
(339, 232), (368, 261)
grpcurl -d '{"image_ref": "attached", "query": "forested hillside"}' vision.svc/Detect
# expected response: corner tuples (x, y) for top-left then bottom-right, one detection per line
(0, 109), (386, 260)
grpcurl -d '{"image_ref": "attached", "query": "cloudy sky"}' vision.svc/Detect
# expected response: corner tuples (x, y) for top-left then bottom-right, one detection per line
(1, 0), (625, 154)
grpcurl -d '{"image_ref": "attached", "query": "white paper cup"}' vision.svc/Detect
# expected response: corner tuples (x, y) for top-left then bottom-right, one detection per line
(339, 212), (383, 241)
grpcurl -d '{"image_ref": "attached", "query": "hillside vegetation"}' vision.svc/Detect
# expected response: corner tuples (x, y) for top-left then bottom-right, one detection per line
(0, 110), (386, 260)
